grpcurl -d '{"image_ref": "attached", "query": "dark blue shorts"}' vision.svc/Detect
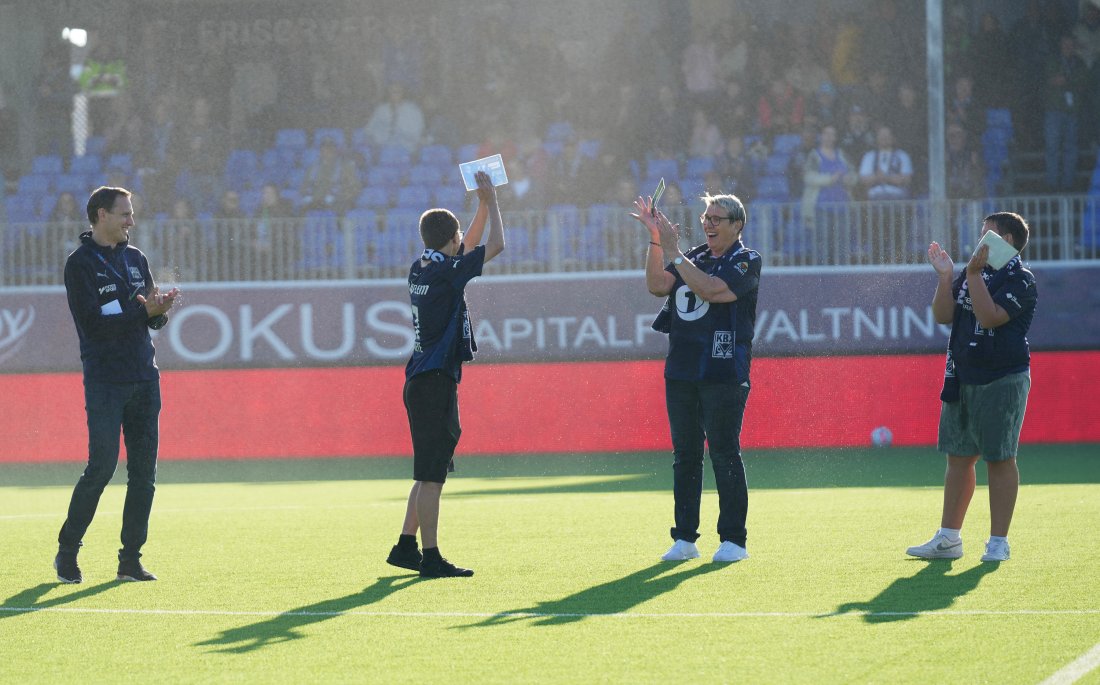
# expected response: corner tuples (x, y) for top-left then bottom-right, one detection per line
(403, 371), (460, 483)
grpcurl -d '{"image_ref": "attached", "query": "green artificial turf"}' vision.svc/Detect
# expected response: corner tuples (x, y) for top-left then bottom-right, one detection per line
(2, 446), (1099, 684)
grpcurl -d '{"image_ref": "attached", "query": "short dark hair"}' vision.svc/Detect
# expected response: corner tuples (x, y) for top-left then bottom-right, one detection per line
(87, 186), (131, 225)
(419, 208), (460, 249)
(985, 211), (1029, 253)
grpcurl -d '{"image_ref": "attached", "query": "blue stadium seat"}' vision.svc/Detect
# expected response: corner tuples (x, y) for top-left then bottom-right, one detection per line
(772, 133), (803, 156)
(238, 189), (262, 217)
(313, 128), (347, 148)
(356, 186), (391, 209)
(756, 176), (791, 202)
(224, 149), (260, 191)
(377, 144), (411, 167)
(17, 174), (51, 195)
(1082, 200), (1100, 250)
(31, 155), (64, 175)
(764, 154), (790, 177)
(84, 136), (107, 156)
(5, 195), (40, 222)
(578, 139), (602, 158)
(350, 127), (369, 148)
(395, 185), (430, 209)
(367, 166), (404, 189)
(542, 140), (564, 158)
(985, 108), (1013, 132)
(107, 153), (133, 174)
(545, 121), (574, 143)
(644, 158), (680, 185)
(38, 195), (57, 219)
(685, 156), (716, 179)
(432, 185), (465, 209)
(419, 144), (452, 168)
(455, 144), (479, 164)
(586, 203), (620, 230)
(275, 128), (308, 150)
(55, 173), (88, 195)
(406, 164), (443, 186)
(299, 210), (343, 270)
(70, 155), (102, 176)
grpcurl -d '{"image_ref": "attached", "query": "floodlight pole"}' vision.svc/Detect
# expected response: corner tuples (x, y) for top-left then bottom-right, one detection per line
(926, 0), (947, 238)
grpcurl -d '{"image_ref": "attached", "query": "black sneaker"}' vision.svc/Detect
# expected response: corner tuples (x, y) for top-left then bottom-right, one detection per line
(54, 553), (82, 584)
(419, 556), (474, 578)
(117, 558), (157, 582)
(386, 544), (423, 571)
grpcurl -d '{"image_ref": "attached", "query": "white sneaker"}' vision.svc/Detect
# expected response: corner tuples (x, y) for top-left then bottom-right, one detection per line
(660, 540), (700, 561)
(906, 533), (963, 559)
(712, 541), (749, 563)
(981, 538), (1010, 562)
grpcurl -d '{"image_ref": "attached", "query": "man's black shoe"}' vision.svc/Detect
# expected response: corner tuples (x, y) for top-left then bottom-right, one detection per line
(386, 544), (423, 571)
(419, 556), (474, 578)
(117, 558), (157, 582)
(54, 553), (82, 584)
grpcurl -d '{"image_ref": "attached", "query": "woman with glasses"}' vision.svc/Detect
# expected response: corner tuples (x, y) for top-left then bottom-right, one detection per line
(631, 192), (761, 563)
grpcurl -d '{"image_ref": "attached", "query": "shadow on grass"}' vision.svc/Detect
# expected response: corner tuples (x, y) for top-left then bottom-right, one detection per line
(818, 560), (1000, 623)
(1, 581), (121, 619)
(454, 561), (724, 629)
(194, 574), (421, 653)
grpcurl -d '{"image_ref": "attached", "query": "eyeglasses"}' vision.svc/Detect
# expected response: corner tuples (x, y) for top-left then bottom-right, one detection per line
(700, 214), (732, 226)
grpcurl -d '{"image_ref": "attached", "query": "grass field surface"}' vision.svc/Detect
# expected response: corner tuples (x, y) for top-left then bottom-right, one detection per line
(2, 446), (1099, 684)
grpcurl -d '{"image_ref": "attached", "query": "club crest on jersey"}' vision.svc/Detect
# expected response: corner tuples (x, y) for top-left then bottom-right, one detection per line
(128, 266), (142, 280)
(733, 261), (748, 275)
(712, 331), (734, 359)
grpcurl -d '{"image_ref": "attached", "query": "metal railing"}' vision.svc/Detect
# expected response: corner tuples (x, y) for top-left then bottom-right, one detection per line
(3, 195), (1098, 286)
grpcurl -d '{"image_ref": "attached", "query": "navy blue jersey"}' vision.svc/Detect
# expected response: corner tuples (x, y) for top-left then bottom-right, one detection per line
(405, 245), (486, 382)
(64, 231), (166, 382)
(948, 256), (1037, 385)
(652, 241), (761, 384)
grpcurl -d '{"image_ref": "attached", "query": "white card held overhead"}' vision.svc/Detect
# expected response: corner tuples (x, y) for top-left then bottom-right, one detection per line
(459, 154), (509, 191)
(974, 230), (1019, 270)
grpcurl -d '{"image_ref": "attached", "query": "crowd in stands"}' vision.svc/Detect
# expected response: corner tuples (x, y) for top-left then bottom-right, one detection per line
(5, 0), (1100, 238)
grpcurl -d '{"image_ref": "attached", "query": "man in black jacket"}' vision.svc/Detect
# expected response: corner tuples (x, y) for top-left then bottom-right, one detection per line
(55, 186), (179, 583)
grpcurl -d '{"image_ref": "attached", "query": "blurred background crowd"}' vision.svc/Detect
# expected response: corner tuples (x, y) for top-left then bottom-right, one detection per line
(1, 0), (1098, 277)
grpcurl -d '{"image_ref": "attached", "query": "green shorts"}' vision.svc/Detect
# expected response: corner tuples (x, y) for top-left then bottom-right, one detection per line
(937, 371), (1030, 461)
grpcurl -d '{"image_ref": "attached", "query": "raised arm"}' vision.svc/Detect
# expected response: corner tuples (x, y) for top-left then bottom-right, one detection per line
(465, 170), (504, 263)
(631, 196), (676, 297)
(928, 241), (956, 324)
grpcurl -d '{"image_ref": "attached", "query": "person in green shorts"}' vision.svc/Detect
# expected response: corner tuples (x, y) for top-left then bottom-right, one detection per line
(907, 212), (1037, 563)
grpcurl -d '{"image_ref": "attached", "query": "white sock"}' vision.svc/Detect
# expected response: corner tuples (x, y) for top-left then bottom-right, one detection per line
(988, 535), (1008, 544)
(938, 527), (962, 541)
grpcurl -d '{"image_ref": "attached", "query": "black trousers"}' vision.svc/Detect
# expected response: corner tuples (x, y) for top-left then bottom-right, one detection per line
(58, 379), (161, 560)
(665, 378), (750, 547)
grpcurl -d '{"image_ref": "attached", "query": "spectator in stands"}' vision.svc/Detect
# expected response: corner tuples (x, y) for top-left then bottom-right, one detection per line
(631, 191), (760, 564)
(170, 95), (228, 213)
(1043, 34), (1088, 191)
(946, 74), (981, 138)
(251, 183), (293, 263)
(807, 82), (842, 131)
(1074, 0), (1100, 148)
(505, 156), (541, 211)
(1011, 0), (1068, 150)
(784, 43), (831, 100)
(801, 124), (857, 230)
(650, 84), (687, 160)
(858, 125), (913, 200)
(786, 124), (818, 201)
(299, 138), (359, 213)
(680, 24), (722, 105)
(688, 108), (723, 159)
(166, 197), (200, 272)
(214, 190), (245, 220)
(756, 76), (805, 141)
(945, 123), (986, 199)
(715, 135), (757, 199)
(839, 105), (876, 173)
(969, 11), (1014, 111)
(34, 45), (76, 157)
(364, 83), (425, 151)
(51, 192), (85, 224)
(714, 79), (754, 143)
(893, 80), (927, 196)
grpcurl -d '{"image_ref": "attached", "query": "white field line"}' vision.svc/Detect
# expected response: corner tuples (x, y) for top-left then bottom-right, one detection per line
(1039, 642), (1100, 685)
(0, 502), (398, 521)
(1, 606), (1100, 620)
